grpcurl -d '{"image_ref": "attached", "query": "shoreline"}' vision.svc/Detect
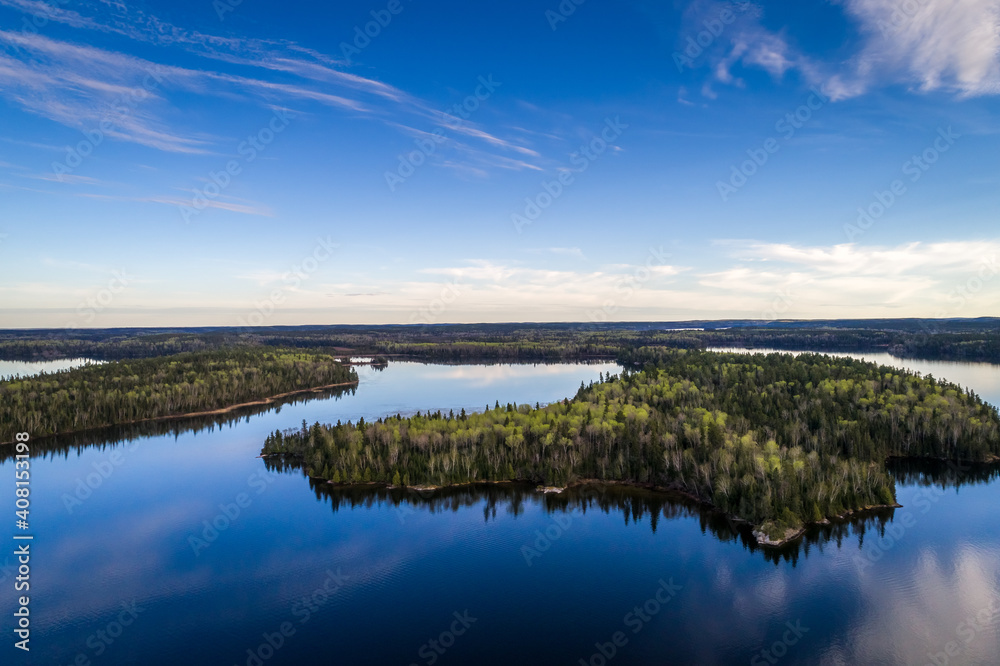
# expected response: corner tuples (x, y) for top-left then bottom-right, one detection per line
(887, 453), (1000, 465)
(290, 468), (910, 548)
(0, 379), (359, 446)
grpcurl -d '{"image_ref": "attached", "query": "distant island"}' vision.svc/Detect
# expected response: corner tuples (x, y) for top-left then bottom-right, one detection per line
(263, 349), (1000, 545)
(0, 348), (357, 442)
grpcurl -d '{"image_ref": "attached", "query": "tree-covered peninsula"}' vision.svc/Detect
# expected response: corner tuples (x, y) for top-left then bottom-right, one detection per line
(262, 350), (1000, 544)
(1, 348), (356, 440)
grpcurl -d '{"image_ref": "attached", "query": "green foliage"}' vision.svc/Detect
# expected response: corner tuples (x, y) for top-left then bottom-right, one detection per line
(263, 350), (1000, 535)
(2, 348), (356, 439)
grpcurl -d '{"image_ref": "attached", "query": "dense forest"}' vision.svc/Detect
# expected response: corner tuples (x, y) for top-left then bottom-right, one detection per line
(262, 350), (1000, 543)
(0, 330), (236, 360)
(0, 348), (356, 440)
(3, 320), (1000, 363)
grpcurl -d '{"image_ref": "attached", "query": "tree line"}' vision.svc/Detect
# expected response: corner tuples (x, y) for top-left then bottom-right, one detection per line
(5, 322), (1000, 363)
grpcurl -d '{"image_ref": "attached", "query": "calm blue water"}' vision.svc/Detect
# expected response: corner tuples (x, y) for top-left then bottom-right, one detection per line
(0, 358), (101, 381)
(2, 357), (998, 665)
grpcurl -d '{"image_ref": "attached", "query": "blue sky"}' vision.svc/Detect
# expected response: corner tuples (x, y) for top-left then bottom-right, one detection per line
(1, 0), (999, 327)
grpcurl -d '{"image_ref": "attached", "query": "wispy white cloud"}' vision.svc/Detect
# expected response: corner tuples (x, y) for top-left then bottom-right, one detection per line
(527, 247), (586, 259)
(142, 196), (273, 217)
(694, 0), (1000, 99)
(842, 0), (1000, 97)
(730, 240), (997, 275)
(76, 192), (273, 217)
(40, 257), (117, 273)
(385, 122), (543, 175)
(440, 119), (540, 158)
(0, 31), (212, 153)
(406, 259), (687, 315)
(0, 137), (62, 151)
(6, 241), (999, 322)
(701, 240), (1000, 317)
(233, 269), (291, 286)
(20, 172), (106, 185)
(0, 1), (546, 174)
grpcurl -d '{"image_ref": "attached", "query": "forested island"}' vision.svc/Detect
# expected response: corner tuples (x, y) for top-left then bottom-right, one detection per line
(0, 348), (356, 441)
(262, 350), (1000, 545)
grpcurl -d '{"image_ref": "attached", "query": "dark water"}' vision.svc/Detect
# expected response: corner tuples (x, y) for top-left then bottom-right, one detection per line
(2, 358), (999, 665)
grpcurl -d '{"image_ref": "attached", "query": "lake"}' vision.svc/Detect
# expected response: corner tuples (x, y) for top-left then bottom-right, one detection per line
(0, 358), (101, 381)
(2, 355), (998, 665)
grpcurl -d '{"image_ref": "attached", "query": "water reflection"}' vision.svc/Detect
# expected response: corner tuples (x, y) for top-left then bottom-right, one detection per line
(836, 534), (1000, 664)
(265, 457), (999, 569)
(890, 457), (1000, 489)
(268, 472), (888, 566)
